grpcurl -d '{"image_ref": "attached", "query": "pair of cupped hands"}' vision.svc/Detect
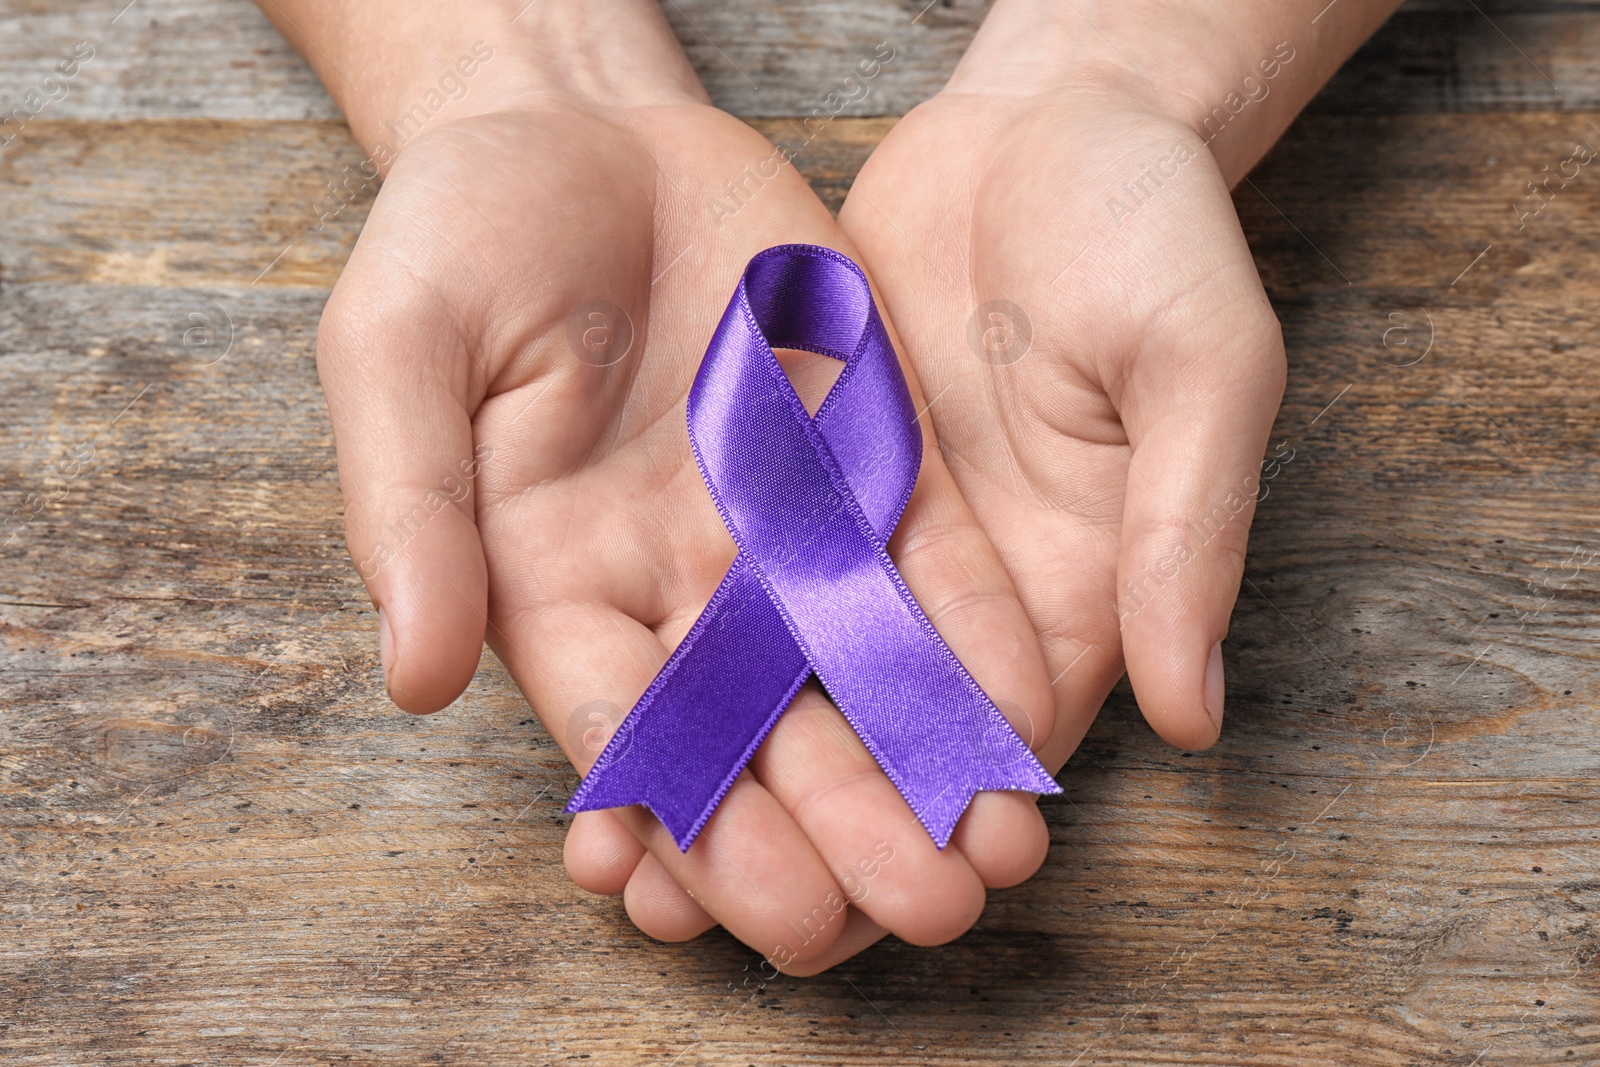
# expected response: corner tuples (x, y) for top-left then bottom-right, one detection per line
(314, 13), (1286, 974)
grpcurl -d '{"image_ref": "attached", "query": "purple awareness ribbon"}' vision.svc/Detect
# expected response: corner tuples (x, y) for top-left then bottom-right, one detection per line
(566, 244), (1060, 851)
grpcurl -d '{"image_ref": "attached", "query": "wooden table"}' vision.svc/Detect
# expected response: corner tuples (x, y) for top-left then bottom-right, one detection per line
(3, 2), (1597, 1063)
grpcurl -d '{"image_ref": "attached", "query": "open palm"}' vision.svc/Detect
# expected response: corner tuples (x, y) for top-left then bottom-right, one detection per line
(841, 85), (1287, 769)
(319, 96), (1061, 973)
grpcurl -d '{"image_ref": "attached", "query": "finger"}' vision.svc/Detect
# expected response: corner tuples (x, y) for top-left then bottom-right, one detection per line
(845, 233), (1130, 781)
(885, 409), (1056, 888)
(756, 297), (1056, 905)
(948, 787), (1051, 889)
(623, 851), (717, 942)
(775, 906), (889, 977)
(932, 482), (1129, 776)
(485, 596), (851, 968)
(317, 267), (487, 714)
(610, 774), (851, 967)
(751, 684), (988, 946)
(564, 809), (646, 896)
(1116, 279), (1286, 749)
(1030, 626), (1126, 774)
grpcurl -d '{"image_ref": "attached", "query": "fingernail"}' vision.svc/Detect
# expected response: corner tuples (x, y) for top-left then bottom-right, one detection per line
(1204, 641), (1225, 731)
(378, 606), (395, 688)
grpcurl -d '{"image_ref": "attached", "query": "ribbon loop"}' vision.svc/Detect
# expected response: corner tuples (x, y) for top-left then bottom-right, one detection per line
(568, 245), (1060, 850)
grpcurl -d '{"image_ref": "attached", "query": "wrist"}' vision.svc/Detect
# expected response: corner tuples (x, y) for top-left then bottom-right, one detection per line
(946, 0), (1403, 184)
(259, 0), (707, 174)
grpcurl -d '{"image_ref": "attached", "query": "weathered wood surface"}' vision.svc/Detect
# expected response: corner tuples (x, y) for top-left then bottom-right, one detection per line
(3, 1), (1600, 1065)
(4, 0), (1600, 119)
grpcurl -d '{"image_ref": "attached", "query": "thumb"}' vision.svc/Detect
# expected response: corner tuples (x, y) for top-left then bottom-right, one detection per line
(1115, 290), (1286, 749)
(317, 278), (488, 714)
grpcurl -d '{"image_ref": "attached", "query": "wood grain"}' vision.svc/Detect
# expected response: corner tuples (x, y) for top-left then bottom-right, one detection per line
(5, 0), (1600, 121)
(3, 1), (1600, 1065)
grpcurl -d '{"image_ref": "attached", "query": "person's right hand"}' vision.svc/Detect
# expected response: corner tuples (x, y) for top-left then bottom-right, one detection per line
(305, 3), (1060, 974)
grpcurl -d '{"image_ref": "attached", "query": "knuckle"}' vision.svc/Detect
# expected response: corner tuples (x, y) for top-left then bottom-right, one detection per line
(1253, 311), (1289, 396)
(784, 762), (882, 828)
(316, 273), (452, 376)
(920, 584), (1017, 636)
(1122, 509), (1250, 619)
(894, 515), (1005, 600)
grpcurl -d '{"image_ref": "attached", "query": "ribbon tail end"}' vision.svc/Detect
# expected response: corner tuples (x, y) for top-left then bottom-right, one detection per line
(910, 757), (1063, 849)
(566, 779), (717, 854)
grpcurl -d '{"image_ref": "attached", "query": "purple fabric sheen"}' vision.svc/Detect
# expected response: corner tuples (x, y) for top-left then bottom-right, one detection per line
(566, 244), (1061, 851)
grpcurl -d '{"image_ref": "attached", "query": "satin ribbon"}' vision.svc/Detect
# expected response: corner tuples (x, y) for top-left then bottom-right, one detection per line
(567, 245), (1060, 850)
